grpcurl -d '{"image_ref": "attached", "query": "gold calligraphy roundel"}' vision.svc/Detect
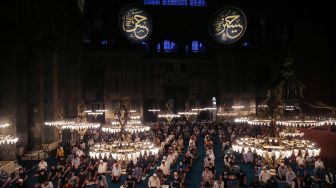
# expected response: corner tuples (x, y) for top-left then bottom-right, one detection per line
(210, 6), (247, 44)
(119, 5), (152, 43)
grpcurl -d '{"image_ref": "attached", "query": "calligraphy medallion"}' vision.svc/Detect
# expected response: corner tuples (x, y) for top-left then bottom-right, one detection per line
(210, 6), (247, 44)
(119, 5), (152, 43)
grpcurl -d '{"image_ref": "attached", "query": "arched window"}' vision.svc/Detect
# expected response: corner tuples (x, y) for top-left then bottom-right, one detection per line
(163, 40), (177, 52)
(191, 40), (204, 53)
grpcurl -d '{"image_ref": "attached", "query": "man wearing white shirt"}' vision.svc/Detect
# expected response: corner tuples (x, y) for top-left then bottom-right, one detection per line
(207, 150), (215, 162)
(160, 160), (170, 178)
(202, 167), (213, 186)
(38, 159), (48, 171)
(259, 167), (271, 184)
(314, 158), (325, 169)
(76, 149), (84, 158)
(148, 174), (160, 188)
(71, 156), (80, 170)
(111, 163), (122, 183)
(97, 160), (107, 174)
(296, 154), (305, 166)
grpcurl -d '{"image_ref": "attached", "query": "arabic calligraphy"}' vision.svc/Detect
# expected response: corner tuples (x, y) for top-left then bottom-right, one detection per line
(120, 7), (152, 42)
(211, 7), (247, 44)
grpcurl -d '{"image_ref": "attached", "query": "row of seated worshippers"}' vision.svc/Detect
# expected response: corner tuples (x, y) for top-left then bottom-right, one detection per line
(148, 131), (199, 188)
(110, 123), (193, 188)
(12, 122), (192, 188)
(202, 133), (216, 187)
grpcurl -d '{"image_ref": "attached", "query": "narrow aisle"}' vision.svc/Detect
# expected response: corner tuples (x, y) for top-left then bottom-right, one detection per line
(185, 133), (205, 188)
(213, 135), (224, 177)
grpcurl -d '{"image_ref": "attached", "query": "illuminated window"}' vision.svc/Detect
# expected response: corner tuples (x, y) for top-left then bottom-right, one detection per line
(157, 43), (161, 52)
(100, 40), (108, 45)
(162, 0), (187, 6)
(191, 40), (204, 53)
(144, 0), (160, 5)
(163, 40), (177, 52)
(189, 0), (206, 6)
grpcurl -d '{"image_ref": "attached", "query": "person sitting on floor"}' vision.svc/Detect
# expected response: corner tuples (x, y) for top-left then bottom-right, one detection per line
(160, 159), (170, 179)
(171, 171), (182, 188)
(111, 163), (122, 183)
(95, 175), (108, 188)
(202, 167), (214, 187)
(286, 167), (297, 186)
(133, 165), (143, 183)
(213, 175), (225, 188)
(259, 166), (271, 185)
(125, 173), (136, 188)
(148, 173), (160, 188)
(41, 179), (54, 188)
(38, 159), (48, 172)
(325, 168), (336, 187)
(278, 163), (288, 180)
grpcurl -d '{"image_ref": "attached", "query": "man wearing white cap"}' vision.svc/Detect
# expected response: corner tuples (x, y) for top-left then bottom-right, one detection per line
(148, 173), (160, 188)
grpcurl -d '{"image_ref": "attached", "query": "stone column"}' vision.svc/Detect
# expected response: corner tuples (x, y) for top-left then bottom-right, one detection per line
(27, 51), (44, 150)
(0, 51), (17, 160)
(44, 50), (57, 143)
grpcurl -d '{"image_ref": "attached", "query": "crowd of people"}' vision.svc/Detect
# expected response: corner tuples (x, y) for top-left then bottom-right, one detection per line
(2, 120), (336, 188)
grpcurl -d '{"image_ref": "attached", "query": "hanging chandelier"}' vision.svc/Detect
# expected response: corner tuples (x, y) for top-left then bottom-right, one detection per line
(232, 90), (321, 167)
(0, 123), (18, 145)
(231, 56), (329, 168)
(85, 109), (107, 119)
(279, 127), (304, 138)
(102, 120), (151, 133)
(0, 123), (9, 128)
(158, 99), (181, 124)
(89, 140), (159, 161)
(61, 102), (100, 140)
(89, 100), (159, 161)
(44, 104), (76, 139)
(0, 135), (18, 145)
(235, 117), (336, 127)
(232, 136), (320, 161)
